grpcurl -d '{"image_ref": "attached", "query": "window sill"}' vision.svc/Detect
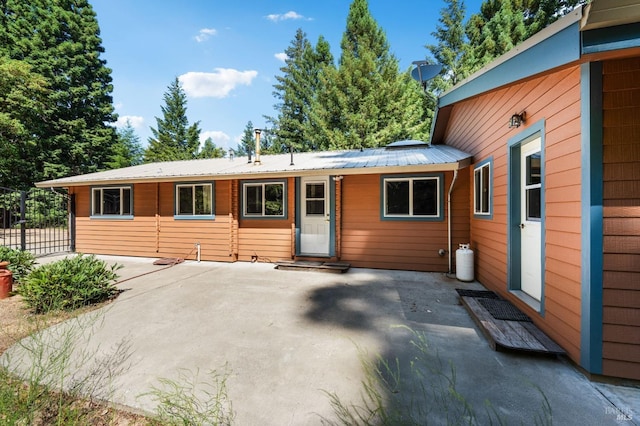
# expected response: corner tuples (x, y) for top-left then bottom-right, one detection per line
(174, 215), (216, 220)
(509, 290), (542, 314)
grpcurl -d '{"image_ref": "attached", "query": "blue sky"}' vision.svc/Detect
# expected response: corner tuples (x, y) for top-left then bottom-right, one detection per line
(91, 0), (483, 152)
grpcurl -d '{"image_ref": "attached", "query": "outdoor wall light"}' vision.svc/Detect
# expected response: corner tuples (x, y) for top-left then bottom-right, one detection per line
(509, 112), (526, 128)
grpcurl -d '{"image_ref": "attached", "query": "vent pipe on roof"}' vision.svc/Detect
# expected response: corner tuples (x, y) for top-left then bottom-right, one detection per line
(254, 129), (262, 165)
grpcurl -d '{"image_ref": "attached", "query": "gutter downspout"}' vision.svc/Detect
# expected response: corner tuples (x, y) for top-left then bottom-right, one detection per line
(448, 169), (459, 275)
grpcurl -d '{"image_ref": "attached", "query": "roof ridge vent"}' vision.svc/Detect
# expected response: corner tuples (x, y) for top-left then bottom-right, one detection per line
(385, 140), (429, 150)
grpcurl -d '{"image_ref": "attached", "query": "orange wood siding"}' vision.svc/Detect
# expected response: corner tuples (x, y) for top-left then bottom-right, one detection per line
(340, 172), (470, 272)
(72, 182), (233, 262)
(237, 177), (295, 262)
(602, 57), (640, 380)
(444, 66), (583, 363)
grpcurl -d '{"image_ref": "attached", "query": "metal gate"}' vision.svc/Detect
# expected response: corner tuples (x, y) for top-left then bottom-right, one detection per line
(0, 187), (73, 256)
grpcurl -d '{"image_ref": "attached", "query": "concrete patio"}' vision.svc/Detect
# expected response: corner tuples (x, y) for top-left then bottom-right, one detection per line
(3, 255), (638, 425)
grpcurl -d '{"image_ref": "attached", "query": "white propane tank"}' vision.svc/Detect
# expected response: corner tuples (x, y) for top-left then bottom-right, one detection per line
(456, 243), (474, 282)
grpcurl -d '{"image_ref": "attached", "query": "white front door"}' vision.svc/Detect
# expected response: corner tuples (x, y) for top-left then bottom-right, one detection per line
(300, 176), (330, 256)
(520, 137), (542, 300)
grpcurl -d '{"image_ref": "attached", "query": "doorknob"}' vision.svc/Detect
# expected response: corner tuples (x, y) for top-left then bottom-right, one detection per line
(519, 223), (525, 229)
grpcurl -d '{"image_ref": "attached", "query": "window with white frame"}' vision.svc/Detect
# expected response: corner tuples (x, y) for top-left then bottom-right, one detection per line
(175, 183), (213, 217)
(474, 160), (491, 216)
(243, 181), (285, 217)
(383, 176), (440, 218)
(91, 186), (132, 216)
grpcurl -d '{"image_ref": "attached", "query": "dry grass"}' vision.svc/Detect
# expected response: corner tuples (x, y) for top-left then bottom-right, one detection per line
(0, 294), (155, 426)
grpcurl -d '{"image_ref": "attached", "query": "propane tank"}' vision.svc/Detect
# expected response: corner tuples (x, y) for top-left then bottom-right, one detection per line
(456, 243), (474, 282)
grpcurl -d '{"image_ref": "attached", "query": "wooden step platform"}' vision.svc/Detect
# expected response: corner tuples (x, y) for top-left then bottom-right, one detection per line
(457, 290), (565, 356)
(275, 260), (350, 273)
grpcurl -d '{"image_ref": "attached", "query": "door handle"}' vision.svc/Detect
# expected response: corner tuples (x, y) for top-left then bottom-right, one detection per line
(519, 223), (525, 229)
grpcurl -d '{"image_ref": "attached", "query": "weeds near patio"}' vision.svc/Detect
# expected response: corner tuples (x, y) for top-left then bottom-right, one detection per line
(145, 365), (235, 426)
(322, 327), (553, 426)
(0, 310), (135, 425)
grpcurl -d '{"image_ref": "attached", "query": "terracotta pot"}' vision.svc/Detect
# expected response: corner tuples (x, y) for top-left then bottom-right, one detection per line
(0, 261), (9, 269)
(0, 269), (12, 299)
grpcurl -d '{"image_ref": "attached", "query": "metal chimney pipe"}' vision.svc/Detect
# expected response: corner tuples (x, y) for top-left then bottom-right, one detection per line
(254, 128), (262, 165)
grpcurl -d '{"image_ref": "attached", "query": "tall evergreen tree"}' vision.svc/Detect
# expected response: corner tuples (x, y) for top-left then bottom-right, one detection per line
(235, 121), (254, 157)
(0, 57), (49, 188)
(145, 78), (201, 162)
(107, 120), (143, 169)
(426, 0), (472, 93)
(0, 0), (117, 184)
(466, 0), (586, 71)
(269, 30), (334, 152)
(310, 0), (430, 150)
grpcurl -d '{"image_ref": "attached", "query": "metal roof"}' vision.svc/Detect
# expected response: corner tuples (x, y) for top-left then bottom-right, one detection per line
(35, 142), (472, 187)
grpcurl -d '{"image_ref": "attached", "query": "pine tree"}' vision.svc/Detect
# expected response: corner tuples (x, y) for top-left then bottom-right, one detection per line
(426, 0), (472, 93)
(0, 57), (49, 188)
(0, 0), (117, 184)
(235, 121), (255, 157)
(145, 78), (201, 162)
(107, 120), (143, 169)
(311, 0), (430, 150)
(198, 137), (226, 159)
(269, 30), (334, 152)
(466, 0), (586, 71)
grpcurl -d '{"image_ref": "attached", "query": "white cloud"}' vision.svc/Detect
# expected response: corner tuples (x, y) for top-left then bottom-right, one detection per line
(200, 130), (230, 144)
(265, 11), (308, 22)
(274, 52), (288, 62)
(195, 28), (217, 42)
(116, 115), (145, 129)
(179, 68), (258, 98)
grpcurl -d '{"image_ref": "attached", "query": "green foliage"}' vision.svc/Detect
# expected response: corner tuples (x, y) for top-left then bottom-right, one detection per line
(464, 0), (587, 71)
(0, 246), (35, 284)
(199, 137), (226, 159)
(426, 0), (472, 93)
(309, 0), (430, 150)
(146, 366), (235, 426)
(108, 120), (144, 169)
(322, 328), (553, 425)
(145, 77), (202, 162)
(0, 0), (117, 186)
(19, 255), (121, 313)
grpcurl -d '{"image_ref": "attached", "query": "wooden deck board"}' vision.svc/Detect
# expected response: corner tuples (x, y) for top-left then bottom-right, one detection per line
(461, 296), (565, 355)
(275, 260), (351, 273)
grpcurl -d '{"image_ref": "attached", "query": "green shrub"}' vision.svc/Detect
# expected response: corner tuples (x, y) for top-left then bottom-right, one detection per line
(18, 255), (121, 313)
(0, 246), (36, 284)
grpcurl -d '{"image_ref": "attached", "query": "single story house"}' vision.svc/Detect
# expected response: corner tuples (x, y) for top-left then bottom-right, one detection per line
(36, 143), (472, 272)
(429, 1), (640, 381)
(36, 0), (638, 382)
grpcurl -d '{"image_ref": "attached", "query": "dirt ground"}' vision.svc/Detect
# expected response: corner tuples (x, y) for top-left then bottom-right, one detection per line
(0, 294), (153, 426)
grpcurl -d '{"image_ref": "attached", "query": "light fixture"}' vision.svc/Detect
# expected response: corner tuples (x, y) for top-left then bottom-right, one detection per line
(509, 112), (526, 128)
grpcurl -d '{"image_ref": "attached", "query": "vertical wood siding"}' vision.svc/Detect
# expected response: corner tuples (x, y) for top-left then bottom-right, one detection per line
(340, 172), (470, 272)
(444, 66), (583, 362)
(602, 57), (640, 380)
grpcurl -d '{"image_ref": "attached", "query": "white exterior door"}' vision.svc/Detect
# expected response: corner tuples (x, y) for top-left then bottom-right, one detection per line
(520, 137), (542, 301)
(300, 176), (330, 256)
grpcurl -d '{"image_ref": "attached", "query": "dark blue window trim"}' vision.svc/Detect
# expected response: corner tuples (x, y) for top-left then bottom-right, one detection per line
(473, 156), (494, 220)
(90, 185), (134, 220)
(173, 182), (216, 220)
(240, 178), (288, 220)
(380, 173), (444, 221)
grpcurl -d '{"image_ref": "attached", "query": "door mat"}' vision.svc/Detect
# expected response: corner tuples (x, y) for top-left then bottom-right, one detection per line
(478, 298), (532, 322)
(455, 289), (500, 299)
